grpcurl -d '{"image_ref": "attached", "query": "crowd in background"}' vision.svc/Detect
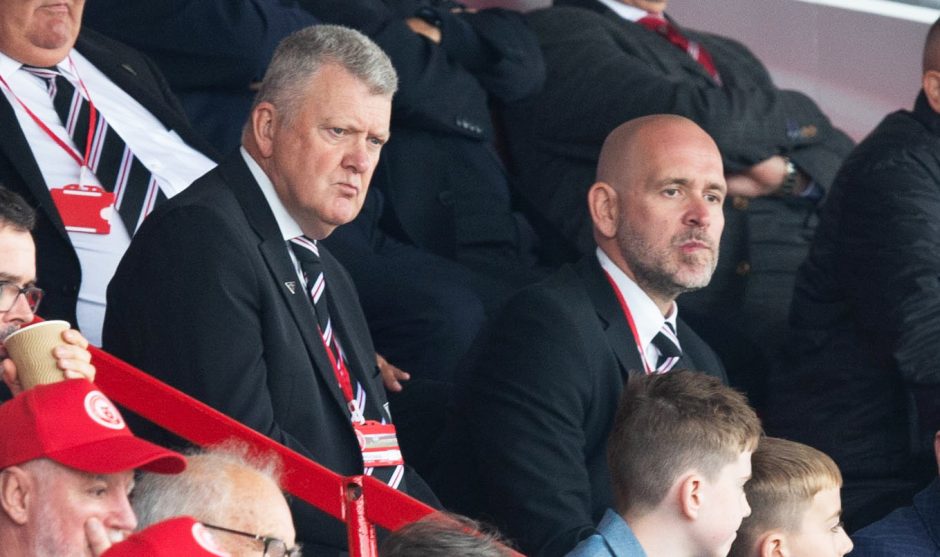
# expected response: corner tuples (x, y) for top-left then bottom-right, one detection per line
(0, 0), (939, 555)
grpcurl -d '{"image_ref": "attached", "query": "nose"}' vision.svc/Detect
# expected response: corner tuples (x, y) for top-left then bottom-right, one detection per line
(839, 528), (854, 555)
(342, 140), (372, 175)
(682, 195), (712, 228)
(741, 493), (751, 519)
(105, 492), (138, 537)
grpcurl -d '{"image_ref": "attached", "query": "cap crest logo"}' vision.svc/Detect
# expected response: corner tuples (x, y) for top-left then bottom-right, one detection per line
(83, 391), (125, 430)
(192, 523), (231, 556)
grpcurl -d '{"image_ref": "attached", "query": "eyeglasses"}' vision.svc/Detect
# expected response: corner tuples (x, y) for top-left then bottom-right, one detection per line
(0, 282), (43, 313)
(201, 523), (302, 557)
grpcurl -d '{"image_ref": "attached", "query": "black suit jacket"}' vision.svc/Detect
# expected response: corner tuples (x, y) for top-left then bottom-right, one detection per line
(434, 255), (726, 557)
(0, 28), (217, 329)
(103, 152), (435, 551)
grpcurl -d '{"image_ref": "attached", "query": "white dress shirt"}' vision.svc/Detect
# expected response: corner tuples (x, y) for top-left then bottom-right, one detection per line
(0, 50), (216, 345)
(596, 247), (680, 370)
(594, 0), (649, 21)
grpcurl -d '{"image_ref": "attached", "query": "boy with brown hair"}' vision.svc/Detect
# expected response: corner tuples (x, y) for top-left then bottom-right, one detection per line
(568, 370), (762, 557)
(728, 437), (853, 557)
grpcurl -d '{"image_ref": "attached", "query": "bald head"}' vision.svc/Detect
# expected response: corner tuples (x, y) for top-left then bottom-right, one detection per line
(132, 446), (295, 556)
(595, 114), (721, 196)
(925, 17), (940, 74)
(921, 18), (940, 114)
(588, 115), (726, 312)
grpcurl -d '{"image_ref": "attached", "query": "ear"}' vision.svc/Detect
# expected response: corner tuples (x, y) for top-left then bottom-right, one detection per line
(0, 467), (32, 525)
(923, 71), (940, 114)
(250, 102), (278, 159)
(588, 181), (620, 239)
(677, 472), (703, 520)
(757, 530), (786, 557)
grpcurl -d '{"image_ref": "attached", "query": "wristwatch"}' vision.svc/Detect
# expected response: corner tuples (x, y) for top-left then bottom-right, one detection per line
(779, 156), (799, 196)
(414, 5), (443, 28)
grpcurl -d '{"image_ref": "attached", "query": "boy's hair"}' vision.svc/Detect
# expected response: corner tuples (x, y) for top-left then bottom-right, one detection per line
(608, 370), (762, 515)
(728, 437), (843, 557)
(380, 512), (514, 557)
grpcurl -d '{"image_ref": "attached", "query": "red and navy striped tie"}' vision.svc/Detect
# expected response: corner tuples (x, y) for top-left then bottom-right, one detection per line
(651, 322), (682, 374)
(289, 236), (405, 489)
(23, 65), (165, 234)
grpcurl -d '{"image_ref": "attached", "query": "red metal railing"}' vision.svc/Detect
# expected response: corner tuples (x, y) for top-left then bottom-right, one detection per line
(89, 346), (438, 556)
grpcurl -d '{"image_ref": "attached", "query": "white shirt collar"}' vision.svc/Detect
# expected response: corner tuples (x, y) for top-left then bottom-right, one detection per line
(0, 50), (75, 82)
(240, 146), (303, 241)
(596, 247), (678, 351)
(594, 0), (652, 22)
(0, 51), (21, 83)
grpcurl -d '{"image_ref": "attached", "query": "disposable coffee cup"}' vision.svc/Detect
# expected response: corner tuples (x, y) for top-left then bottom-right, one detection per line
(3, 320), (71, 391)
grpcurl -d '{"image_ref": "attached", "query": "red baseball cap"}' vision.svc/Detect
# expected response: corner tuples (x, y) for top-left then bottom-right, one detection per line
(0, 379), (186, 474)
(102, 517), (231, 557)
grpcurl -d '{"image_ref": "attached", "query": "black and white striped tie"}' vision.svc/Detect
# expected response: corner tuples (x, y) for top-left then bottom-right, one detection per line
(651, 322), (682, 374)
(22, 65), (165, 234)
(289, 236), (405, 489)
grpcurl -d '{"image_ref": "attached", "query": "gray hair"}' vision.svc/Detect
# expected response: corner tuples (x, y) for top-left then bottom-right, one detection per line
(253, 24), (397, 124)
(380, 513), (514, 557)
(131, 441), (283, 529)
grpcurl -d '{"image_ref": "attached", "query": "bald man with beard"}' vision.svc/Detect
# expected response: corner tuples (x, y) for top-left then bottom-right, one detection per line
(435, 115), (729, 557)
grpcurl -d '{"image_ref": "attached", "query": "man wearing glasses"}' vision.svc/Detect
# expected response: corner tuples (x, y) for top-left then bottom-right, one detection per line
(132, 446), (300, 557)
(0, 186), (94, 398)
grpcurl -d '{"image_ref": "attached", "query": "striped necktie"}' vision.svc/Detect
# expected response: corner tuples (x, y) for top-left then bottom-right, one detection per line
(22, 65), (165, 234)
(637, 14), (722, 85)
(289, 236), (405, 489)
(651, 322), (682, 373)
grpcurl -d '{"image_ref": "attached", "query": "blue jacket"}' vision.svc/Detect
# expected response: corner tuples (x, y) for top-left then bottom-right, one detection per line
(852, 479), (940, 556)
(566, 509), (647, 557)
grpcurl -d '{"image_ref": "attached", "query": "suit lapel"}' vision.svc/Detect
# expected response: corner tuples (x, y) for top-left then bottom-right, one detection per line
(218, 154), (350, 414)
(576, 256), (645, 380)
(74, 29), (218, 159)
(0, 99), (70, 242)
(75, 31), (174, 131)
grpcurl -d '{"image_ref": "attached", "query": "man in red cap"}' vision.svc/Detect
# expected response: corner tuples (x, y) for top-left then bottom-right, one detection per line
(0, 378), (186, 556)
(102, 516), (231, 557)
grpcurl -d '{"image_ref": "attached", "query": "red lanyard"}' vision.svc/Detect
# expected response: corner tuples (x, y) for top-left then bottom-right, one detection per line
(316, 326), (364, 422)
(602, 269), (655, 375)
(0, 57), (97, 170)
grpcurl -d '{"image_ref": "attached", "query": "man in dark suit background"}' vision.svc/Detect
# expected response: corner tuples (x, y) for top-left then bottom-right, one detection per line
(501, 0), (854, 409)
(770, 17), (940, 531)
(0, 0), (217, 346)
(434, 115), (728, 557)
(103, 25), (436, 553)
